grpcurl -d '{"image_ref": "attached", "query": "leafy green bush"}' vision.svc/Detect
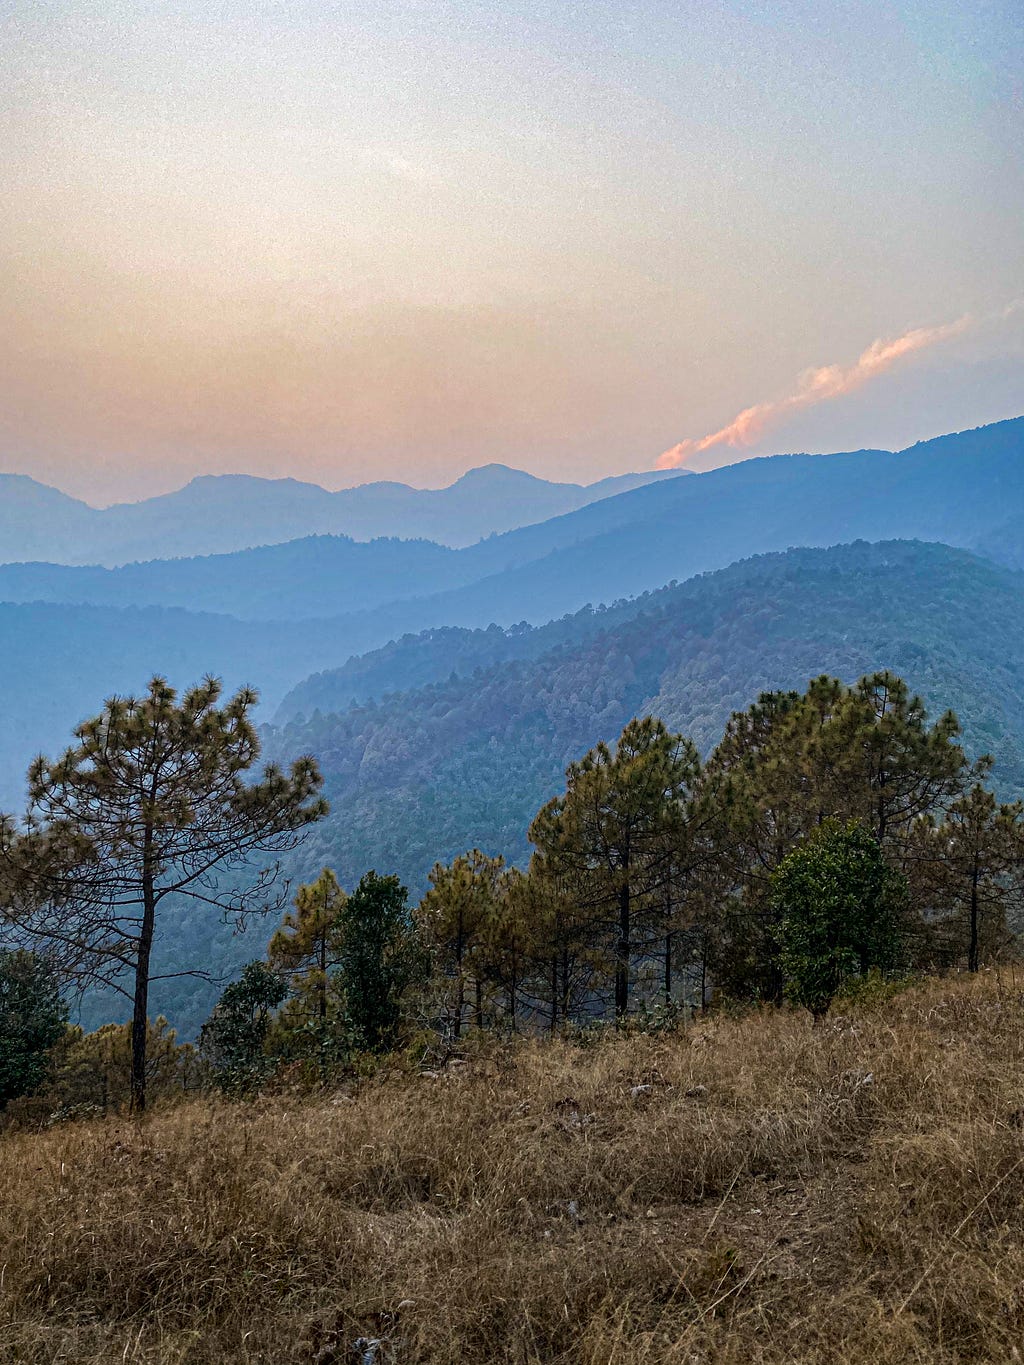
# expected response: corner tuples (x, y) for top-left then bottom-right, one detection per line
(772, 820), (907, 1020)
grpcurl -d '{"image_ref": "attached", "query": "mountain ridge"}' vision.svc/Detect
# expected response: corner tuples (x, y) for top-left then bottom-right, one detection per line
(0, 463), (685, 565)
(1, 418), (1021, 626)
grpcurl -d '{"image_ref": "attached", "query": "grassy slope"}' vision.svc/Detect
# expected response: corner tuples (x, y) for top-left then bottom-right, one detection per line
(3, 972), (1024, 1362)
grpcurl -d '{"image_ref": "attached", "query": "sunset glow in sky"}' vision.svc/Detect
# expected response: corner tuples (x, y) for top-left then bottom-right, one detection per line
(3, 0), (1023, 502)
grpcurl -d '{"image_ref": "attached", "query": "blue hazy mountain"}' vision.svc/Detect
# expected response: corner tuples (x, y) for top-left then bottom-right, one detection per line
(1, 418), (1020, 629)
(0, 537), (470, 621)
(0, 601), (369, 810)
(0, 464), (683, 566)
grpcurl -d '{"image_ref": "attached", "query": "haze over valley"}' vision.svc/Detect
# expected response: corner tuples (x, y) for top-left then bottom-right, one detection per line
(1, 418), (1021, 813)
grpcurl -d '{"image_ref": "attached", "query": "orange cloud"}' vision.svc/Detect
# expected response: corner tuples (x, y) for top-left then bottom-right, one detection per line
(656, 314), (973, 470)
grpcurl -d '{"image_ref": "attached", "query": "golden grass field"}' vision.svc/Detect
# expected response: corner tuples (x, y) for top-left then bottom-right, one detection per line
(4, 973), (1024, 1363)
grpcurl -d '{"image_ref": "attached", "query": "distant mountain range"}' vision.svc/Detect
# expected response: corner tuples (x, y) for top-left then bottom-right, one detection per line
(0, 464), (683, 565)
(1, 418), (1021, 630)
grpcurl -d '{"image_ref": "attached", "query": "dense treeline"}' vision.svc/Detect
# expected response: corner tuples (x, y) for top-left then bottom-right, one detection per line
(269, 672), (1020, 1059)
(4, 663), (1022, 1115)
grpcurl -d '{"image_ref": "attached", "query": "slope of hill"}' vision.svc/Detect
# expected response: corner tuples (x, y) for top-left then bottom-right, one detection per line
(4, 974), (1020, 1365)
(270, 540), (1024, 903)
(0, 465), (682, 565)
(0, 476), (96, 563)
(274, 597), (675, 722)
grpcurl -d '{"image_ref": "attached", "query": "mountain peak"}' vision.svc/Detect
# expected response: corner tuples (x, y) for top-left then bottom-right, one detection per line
(0, 473), (91, 509)
(449, 464), (560, 490)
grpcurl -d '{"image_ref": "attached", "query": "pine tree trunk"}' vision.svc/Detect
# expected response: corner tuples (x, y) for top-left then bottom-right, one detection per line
(664, 930), (673, 1006)
(453, 918), (464, 1040)
(131, 871), (156, 1114)
(615, 883), (630, 1022)
(318, 933), (328, 1081)
(968, 856), (980, 973)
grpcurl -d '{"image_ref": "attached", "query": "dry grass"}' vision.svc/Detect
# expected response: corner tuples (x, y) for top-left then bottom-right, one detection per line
(5, 974), (1024, 1363)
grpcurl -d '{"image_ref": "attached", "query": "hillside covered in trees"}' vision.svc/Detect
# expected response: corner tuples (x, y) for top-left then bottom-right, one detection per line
(271, 540), (1024, 900)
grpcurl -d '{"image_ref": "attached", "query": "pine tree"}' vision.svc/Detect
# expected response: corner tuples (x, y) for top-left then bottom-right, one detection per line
(269, 868), (347, 1067)
(910, 780), (1024, 971)
(698, 688), (810, 1000)
(814, 672), (967, 850)
(417, 851), (503, 1037)
(514, 860), (602, 1032)
(337, 872), (424, 1053)
(529, 717), (700, 1021)
(3, 676), (325, 1111)
(478, 866), (533, 1030)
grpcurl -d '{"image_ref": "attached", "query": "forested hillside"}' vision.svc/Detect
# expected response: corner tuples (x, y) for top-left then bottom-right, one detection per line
(270, 540), (1024, 905)
(71, 537), (1023, 1035)
(275, 597), (674, 722)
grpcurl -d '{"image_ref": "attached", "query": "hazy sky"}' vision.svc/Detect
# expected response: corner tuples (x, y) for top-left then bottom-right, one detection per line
(3, 0), (1022, 503)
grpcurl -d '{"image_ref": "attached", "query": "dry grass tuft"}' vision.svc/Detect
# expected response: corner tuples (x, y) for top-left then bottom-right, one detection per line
(5, 973), (1024, 1362)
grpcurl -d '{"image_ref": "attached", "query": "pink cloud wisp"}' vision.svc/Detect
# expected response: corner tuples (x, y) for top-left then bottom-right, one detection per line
(656, 314), (973, 470)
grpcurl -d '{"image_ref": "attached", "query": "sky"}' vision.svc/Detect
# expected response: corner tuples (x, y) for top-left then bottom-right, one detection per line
(2, 0), (1022, 504)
